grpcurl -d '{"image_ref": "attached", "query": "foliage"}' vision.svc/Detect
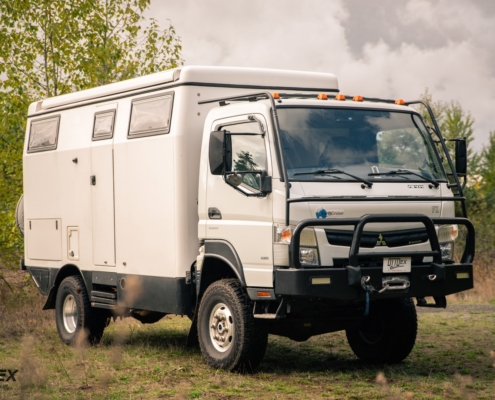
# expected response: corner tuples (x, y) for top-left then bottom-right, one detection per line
(0, 0), (182, 98)
(418, 89), (478, 175)
(0, 93), (28, 264)
(0, 0), (182, 270)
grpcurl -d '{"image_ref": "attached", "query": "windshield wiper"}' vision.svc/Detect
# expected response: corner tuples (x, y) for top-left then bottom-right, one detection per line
(294, 168), (373, 188)
(368, 169), (439, 188)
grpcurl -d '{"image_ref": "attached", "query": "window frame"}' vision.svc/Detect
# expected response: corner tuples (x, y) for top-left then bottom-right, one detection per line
(27, 115), (61, 153)
(92, 109), (116, 141)
(127, 92), (174, 139)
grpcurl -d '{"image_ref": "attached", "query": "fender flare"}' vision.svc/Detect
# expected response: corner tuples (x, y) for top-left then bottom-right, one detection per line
(42, 264), (90, 310)
(203, 239), (246, 285)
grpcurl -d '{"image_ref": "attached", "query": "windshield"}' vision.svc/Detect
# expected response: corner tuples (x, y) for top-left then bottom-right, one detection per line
(277, 108), (446, 182)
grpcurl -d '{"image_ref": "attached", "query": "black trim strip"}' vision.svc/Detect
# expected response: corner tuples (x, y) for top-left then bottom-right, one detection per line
(288, 196), (465, 204)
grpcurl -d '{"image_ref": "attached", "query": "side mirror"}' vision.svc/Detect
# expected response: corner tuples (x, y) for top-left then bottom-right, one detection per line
(455, 138), (467, 176)
(209, 131), (232, 175)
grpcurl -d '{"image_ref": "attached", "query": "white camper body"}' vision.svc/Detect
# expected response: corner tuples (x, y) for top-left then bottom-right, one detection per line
(23, 66), (338, 313)
(21, 66), (474, 370)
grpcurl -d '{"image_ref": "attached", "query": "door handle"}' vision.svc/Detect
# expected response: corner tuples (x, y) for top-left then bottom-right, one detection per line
(208, 207), (222, 219)
(90, 175), (96, 185)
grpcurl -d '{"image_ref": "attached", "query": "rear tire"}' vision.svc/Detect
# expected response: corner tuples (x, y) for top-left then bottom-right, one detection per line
(346, 297), (417, 363)
(55, 275), (109, 345)
(198, 279), (268, 372)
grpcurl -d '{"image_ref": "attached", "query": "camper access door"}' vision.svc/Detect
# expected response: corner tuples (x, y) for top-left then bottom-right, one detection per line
(90, 105), (117, 267)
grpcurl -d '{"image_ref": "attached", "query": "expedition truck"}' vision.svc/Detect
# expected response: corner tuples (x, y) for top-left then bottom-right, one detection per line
(17, 66), (475, 371)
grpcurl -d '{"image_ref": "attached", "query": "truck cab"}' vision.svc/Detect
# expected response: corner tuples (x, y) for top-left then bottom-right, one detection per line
(193, 91), (474, 370)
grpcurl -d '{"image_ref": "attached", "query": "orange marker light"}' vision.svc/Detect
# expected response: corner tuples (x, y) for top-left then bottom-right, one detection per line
(317, 93), (328, 100)
(273, 92), (280, 99)
(395, 99), (405, 105)
(353, 95), (363, 102)
(335, 94), (346, 101)
(257, 291), (271, 297)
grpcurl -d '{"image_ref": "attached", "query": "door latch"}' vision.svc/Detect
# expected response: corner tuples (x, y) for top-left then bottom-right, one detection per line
(208, 207), (222, 219)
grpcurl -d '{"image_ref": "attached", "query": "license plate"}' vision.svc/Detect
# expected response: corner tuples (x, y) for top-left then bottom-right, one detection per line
(383, 257), (411, 273)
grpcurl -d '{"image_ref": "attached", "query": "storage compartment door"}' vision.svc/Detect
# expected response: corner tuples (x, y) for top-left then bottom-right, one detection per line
(26, 219), (62, 261)
(91, 112), (116, 267)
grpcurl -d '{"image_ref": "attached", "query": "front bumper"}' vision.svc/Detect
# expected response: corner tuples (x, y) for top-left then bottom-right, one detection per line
(275, 263), (473, 300)
(275, 214), (475, 300)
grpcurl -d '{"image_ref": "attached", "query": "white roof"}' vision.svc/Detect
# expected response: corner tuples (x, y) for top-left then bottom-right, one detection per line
(34, 66), (339, 112)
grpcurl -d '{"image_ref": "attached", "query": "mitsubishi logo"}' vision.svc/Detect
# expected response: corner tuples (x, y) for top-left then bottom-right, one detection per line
(376, 234), (387, 246)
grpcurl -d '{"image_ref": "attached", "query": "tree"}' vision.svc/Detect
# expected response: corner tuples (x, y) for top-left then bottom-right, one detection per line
(478, 131), (495, 199)
(0, 0), (183, 269)
(418, 90), (478, 175)
(0, 0), (182, 98)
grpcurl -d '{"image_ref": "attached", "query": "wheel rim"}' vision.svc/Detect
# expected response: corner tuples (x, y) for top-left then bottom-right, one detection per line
(209, 302), (234, 352)
(63, 294), (78, 334)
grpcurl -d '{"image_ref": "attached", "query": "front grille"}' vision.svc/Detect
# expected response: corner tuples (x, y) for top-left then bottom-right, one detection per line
(325, 228), (429, 248)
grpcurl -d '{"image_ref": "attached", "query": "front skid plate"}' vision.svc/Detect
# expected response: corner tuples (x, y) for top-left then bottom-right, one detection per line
(274, 264), (473, 300)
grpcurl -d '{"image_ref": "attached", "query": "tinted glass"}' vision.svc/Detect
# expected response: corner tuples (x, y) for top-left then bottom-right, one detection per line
(129, 95), (172, 137)
(93, 111), (115, 140)
(277, 108), (446, 181)
(28, 116), (60, 152)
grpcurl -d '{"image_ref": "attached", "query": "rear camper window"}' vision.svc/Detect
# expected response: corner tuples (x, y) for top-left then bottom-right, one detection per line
(28, 115), (60, 152)
(128, 94), (173, 138)
(93, 110), (116, 141)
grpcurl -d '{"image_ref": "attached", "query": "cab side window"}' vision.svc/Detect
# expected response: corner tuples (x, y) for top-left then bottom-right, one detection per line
(222, 121), (267, 190)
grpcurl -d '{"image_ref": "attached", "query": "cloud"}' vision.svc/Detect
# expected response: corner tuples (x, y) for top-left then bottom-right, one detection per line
(148, 0), (495, 152)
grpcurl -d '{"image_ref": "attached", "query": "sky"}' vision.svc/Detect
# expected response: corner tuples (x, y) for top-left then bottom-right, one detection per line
(147, 0), (495, 154)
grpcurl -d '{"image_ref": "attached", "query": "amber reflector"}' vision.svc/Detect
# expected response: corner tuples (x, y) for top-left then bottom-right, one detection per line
(317, 93), (328, 100)
(273, 92), (281, 99)
(353, 95), (363, 102)
(335, 94), (346, 101)
(257, 291), (271, 297)
(395, 99), (405, 105)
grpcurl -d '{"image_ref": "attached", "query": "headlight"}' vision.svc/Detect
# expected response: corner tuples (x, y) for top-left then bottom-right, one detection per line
(273, 225), (320, 266)
(440, 242), (454, 259)
(300, 248), (319, 266)
(436, 225), (458, 260)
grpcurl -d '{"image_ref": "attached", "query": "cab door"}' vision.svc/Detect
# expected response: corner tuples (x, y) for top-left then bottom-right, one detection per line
(206, 115), (273, 287)
(90, 105), (117, 267)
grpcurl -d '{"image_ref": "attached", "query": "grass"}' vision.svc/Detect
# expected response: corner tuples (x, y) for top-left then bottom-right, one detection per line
(1, 289), (495, 399)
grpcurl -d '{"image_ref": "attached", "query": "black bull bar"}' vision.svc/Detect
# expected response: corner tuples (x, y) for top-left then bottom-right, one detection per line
(275, 214), (475, 300)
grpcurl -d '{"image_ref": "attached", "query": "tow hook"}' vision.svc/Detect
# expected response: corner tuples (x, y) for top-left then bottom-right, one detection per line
(361, 275), (410, 316)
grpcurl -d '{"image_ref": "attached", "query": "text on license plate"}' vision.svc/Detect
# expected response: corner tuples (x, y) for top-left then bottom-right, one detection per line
(383, 257), (411, 273)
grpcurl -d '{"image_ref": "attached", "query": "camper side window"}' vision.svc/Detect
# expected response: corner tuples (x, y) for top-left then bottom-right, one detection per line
(28, 115), (60, 153)
(128, 94), (173, 138)
(93, 110), (116, 141)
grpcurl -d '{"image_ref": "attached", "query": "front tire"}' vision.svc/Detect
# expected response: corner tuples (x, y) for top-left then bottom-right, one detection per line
(198, 279), (268, 372)
(55, 275), (109, 345)
(346, 297), (417, 363)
